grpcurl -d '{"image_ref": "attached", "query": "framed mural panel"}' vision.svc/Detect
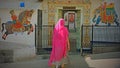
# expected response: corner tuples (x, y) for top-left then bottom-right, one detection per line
(68, 13), (76, 32)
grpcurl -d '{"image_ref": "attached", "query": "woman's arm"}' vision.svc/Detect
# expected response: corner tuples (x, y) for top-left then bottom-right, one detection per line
(67, 38), (70, 51)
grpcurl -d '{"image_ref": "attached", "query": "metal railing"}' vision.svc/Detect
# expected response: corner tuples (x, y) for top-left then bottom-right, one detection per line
(81, 25), (120, 54)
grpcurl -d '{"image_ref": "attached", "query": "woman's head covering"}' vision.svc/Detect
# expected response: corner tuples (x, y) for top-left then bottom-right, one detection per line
(55, 18), (65, 31)
(53, 18), (68, 40)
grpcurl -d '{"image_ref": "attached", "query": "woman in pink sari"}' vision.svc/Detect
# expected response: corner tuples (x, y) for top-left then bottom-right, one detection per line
(48, 18), (70, 68)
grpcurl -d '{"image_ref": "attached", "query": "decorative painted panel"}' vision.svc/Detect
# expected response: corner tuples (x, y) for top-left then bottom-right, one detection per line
(48, 0), (91, 25)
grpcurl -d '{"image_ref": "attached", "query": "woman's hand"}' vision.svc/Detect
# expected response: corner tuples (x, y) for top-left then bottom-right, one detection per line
(67, 46), (70, 51)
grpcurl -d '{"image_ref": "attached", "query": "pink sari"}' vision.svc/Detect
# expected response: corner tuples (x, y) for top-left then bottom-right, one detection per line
(48, 18), (69, 66)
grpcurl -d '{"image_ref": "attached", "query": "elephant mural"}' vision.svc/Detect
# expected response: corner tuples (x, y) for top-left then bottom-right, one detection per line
(1, 9), (34, 40)
(92, 2), (119, 26)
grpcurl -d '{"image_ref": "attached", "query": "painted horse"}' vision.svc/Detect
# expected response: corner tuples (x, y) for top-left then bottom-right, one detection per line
(1, 9), (34, 40)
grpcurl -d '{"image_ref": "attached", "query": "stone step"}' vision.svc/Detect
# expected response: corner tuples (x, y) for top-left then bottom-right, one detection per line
(0, 41), (36, 63)
(93, 46), (120, 54)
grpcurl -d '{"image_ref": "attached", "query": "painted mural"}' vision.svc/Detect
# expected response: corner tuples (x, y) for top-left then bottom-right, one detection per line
(92, 2), (119, 26)
(1, 9), (34, 40)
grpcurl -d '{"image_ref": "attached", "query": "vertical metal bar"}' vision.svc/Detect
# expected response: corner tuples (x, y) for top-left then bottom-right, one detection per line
(35, 24), (36, 48)
(91, 25), (93, 54)
(35, 24), (37, 54)
(81, 25), (83, 56)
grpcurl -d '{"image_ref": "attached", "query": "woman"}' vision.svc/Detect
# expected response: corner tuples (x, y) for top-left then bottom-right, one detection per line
(48, 18), (70, 68)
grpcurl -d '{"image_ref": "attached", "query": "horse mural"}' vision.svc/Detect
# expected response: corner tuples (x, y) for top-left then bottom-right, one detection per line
(92, 2), (119, 26)
(1, 9), (34, 40)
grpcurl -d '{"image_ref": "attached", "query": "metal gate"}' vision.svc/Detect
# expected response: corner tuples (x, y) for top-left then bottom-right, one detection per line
(35, 25), (54, 55)
(81, 25), (120, 54)
(35, 25), (81, 55)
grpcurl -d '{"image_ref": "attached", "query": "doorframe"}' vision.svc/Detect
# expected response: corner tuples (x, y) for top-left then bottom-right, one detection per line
(35, 9), (42, 54)
(55, 6), (84, 54)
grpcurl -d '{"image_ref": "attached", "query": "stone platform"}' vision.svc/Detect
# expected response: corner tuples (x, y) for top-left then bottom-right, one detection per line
(93, 43), (120, 54)
(0, 41), (36, 63)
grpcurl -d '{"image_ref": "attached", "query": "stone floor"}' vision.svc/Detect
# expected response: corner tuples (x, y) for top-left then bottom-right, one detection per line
(0, 52), (120, 68)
